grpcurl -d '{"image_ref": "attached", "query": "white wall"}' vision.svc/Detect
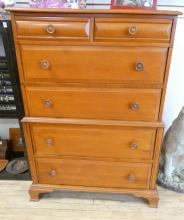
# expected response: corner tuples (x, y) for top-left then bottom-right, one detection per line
(0, 0), (184, 138)
(0, 119), (19, 139)
(163, 16), (184, 131)
(157, 1), (184, 131)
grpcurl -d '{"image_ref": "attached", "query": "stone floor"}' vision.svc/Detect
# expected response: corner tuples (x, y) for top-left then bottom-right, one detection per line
(0, 181), (184, 220)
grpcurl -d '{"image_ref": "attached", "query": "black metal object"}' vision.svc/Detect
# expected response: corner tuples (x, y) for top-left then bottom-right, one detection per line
(0, 19), (24, 119)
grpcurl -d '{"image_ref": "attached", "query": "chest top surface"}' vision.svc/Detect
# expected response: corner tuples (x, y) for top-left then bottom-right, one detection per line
(6, 4), (182, 16)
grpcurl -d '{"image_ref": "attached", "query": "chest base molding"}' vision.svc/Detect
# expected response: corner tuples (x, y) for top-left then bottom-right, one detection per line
(29, 183), (159, 208)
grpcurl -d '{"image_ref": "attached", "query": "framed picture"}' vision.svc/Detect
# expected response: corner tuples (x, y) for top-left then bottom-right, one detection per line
(111, 0), (157, 9)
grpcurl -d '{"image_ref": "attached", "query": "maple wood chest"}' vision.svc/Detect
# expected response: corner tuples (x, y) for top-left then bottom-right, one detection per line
(8, 6), (181, 207)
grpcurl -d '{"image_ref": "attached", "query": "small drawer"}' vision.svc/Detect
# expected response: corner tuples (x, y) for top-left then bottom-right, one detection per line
(36, 158), (151, 189)
(95, 18), (172, 42)
(21, 45), (167, 84)
(31, 123), (156, 160)
(25, 86), (161, 121)
(16, 18), (90, 41)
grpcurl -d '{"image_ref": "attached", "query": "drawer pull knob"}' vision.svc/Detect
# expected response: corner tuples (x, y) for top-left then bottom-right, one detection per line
(48, 170), (57, 177)
(130, 143), (138, 149)
(43, 99), (53, 108)
(128, 26), (138, 35)
(130, 102), (139, 111)
(128, 175), (136, 182)
(46, 138), (54, 146)
(46, 25), (55, 34)
(135, 62), (144, 72)
(40, 59), (50, 70)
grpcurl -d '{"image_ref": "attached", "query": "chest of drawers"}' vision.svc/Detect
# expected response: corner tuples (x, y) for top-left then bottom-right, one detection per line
(8, 7), (181, 207)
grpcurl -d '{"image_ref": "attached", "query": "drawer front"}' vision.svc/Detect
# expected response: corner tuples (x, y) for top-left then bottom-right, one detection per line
(31, 123), (156, 160)
(95, 18), (172, 42)
(26, 87), (161, 121)
(16, 18), (90, 40)
(21, 45), (167, 84)
(36, 158), (151, 189)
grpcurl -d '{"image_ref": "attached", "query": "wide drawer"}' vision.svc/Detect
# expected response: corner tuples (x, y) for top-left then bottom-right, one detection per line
(16, 18), (90, 41)
(95, 18), (172, 42)
(20, 45), (167, 84)
(36, 158), (151, 189)
(31, 123), (156, 160)
(25, 87), (161, 121)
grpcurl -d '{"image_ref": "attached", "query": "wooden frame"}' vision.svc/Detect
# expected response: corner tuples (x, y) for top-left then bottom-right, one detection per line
(7, 6), (181, 208)
(111, 0), (157, 9)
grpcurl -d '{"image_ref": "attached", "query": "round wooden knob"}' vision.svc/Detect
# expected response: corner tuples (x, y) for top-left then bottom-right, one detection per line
(43, 99), (53, 108)
(128, 175), (136, 182)
(135, 62), (144, 72)
(46, 138), (54, 146)
(48, 170), (57, 177)
(130, 102), (140, 111)
(128, 26), (138, 35)
(130, 143), (138, 149)
(46, 25), (55, 34)
(40, 59), (50, 70)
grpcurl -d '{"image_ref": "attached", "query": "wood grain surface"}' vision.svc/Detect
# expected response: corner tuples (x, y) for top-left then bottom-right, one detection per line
(8, 7), (180, 207)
